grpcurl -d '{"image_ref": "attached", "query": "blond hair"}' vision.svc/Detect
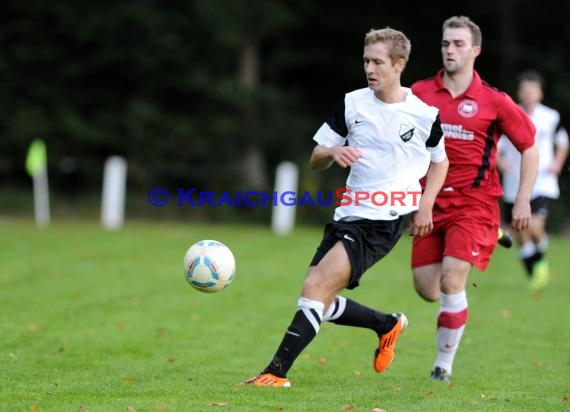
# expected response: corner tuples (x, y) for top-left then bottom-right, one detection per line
(364, 27), (411, 65)
(442, 16), (482, 47)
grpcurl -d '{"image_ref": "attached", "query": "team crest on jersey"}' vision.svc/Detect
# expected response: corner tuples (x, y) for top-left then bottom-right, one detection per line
(458, 99), (478, 118)
(399, 125), (415, 142)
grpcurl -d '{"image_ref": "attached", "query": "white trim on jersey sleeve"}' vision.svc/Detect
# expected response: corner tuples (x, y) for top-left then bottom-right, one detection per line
(312, 122), (347, 147)
(428, 137), (446, 163)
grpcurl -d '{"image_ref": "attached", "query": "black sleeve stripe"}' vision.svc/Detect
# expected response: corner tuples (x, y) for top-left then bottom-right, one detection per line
(426, 114), (444, 148)
(471, 121), (496, 188)
(325, 99), (349, 138)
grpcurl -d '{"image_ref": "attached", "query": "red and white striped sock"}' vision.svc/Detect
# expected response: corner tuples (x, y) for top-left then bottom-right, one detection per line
(434, 290), (468, 374)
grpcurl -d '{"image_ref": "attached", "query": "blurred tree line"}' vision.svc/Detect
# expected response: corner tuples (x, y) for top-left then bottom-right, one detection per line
(1, 0), (569, 228)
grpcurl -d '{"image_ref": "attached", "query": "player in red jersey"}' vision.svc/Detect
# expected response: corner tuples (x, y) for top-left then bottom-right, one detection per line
(410, 16), (538, 382)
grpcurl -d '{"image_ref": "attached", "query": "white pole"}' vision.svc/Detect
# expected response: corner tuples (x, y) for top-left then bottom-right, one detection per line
(271, 161), (299, 236)
(101, 156), (127, 230)
(33, 167), (50, 228)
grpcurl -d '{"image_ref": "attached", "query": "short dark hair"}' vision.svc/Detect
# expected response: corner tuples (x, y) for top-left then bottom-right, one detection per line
(517, 70), (545, 89)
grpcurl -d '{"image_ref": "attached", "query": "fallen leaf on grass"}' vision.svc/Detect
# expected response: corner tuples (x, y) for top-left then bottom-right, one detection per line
(563, 396), (568, 402)
(31, 406), (40, 412)
(425, 391), (433, 397)
(532, 360), (543, 368)
(209, 402), (227, 407)
(126, 407), (137, 412)
(319, 358), (327, 365)
(27, 324), (45, 332)
(500, 309), (512, 319)
(341, 404), (353, 410)
(123, 377), (136, 385)
(371, 408), (386, 412)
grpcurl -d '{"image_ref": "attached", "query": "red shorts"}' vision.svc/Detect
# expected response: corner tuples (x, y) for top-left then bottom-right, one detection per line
(411, 195), (500, 271)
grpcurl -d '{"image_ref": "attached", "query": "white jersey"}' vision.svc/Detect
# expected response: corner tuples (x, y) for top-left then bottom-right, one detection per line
(499, 103), (569, 202)
(313, 87), (446, 221)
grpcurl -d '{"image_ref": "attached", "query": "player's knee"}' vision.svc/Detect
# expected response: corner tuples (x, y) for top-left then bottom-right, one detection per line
(440, 272), (467, 294)
(302, 271), (320, 295)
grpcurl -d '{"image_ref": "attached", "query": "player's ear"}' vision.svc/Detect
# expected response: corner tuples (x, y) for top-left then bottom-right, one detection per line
(395, 58), (406, 73)
(472, 45), (481, 58)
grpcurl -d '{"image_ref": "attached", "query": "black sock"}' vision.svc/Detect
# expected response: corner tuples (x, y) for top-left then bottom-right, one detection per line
(264, 308), (321, 378)
(331, 298), (396, 337)
(522, 256), (534, 277)
(523, 251), (544, 277)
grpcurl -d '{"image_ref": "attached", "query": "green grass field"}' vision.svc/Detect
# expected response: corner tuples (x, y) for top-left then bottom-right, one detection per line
(1, 218), (568, 411)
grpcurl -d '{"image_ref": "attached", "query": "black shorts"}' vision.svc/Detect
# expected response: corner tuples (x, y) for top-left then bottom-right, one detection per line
(503, 196), (554, 223)
(309, 217), (404, 290)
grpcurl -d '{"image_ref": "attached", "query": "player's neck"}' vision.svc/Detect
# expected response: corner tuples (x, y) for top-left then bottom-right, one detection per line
(442, 70), (474, 98)
(374, 85), (407, 104)
(522, 102), (538, 115)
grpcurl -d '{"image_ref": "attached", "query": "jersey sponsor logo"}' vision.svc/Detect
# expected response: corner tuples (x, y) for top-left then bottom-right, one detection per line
(458, 99), (478, 118)
(354, 119), (365, 124)
(399, 124), (415, 142)
(343, 234), (355, 242)
(441, 123), (475, 141)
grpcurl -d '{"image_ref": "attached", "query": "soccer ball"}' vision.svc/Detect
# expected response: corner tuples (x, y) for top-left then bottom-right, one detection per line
(183, 240), (236, 293)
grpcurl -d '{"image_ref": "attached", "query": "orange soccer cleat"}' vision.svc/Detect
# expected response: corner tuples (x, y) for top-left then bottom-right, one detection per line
(243, 373), (291, 387)
(373, 313), (408, 373)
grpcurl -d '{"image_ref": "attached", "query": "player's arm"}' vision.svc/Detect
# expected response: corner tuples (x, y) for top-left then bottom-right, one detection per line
(498, 94), (538, 231)
(310, 145), (362, 170)
(549, 126), (569, 175)
(311, 96), (359, 170)
(511, 145), (538, 230)
(409, 156), (449, 236)
(410, 114), (448, 236)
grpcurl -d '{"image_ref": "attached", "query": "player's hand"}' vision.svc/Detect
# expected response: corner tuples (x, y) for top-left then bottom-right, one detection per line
(332, 147), (362, 168)
(547, 162), (562, 176)
(408, 208), (433, 236)
(511, 201), (531, 231)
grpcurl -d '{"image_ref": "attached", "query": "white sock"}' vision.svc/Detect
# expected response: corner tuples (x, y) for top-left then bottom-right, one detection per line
(434, 291), (468, 374)
(519, 241), (536, 259)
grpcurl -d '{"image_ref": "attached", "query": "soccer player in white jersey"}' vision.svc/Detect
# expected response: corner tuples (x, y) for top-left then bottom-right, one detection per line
(244, 27), (449, 387)
(498, 70), (569, 291)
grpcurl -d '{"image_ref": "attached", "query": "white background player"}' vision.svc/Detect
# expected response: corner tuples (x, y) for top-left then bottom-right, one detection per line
(498, 70), (569, 290)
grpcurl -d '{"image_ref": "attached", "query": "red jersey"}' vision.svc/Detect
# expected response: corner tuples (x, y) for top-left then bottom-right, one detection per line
(412, 69), (535, 200)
